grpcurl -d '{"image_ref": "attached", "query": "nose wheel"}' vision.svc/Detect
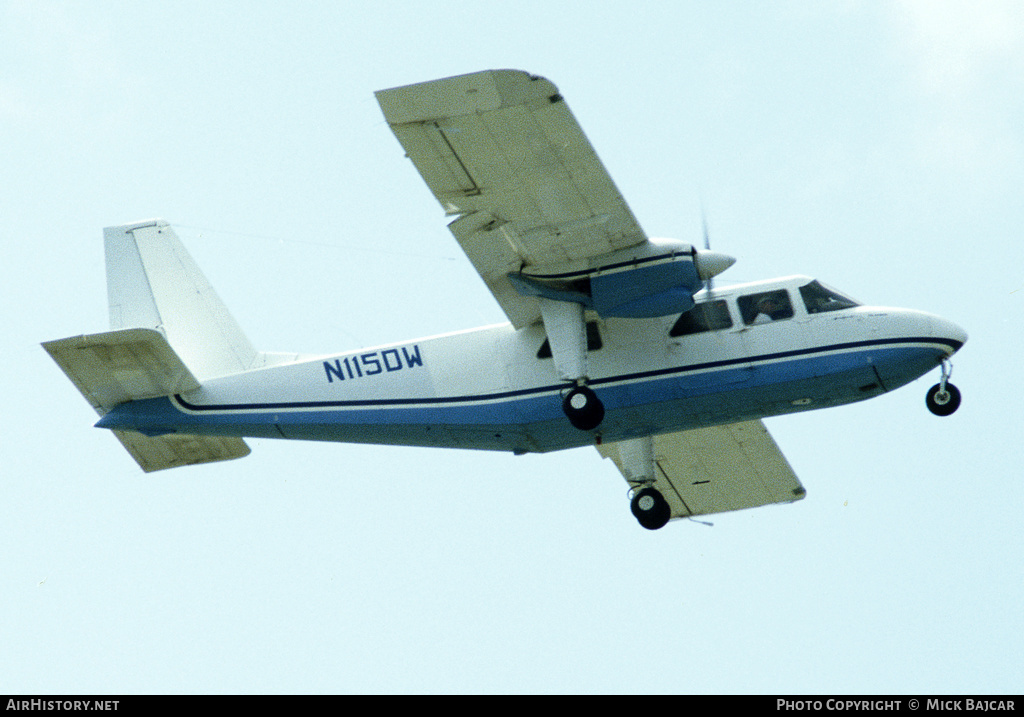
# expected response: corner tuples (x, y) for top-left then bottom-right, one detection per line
(926, 360), (961, 416)
(926, 383), (961, 416)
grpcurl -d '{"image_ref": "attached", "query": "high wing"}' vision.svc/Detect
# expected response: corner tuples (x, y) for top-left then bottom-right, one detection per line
(598, 421), (806, 519)
(375, 69), (647, 328)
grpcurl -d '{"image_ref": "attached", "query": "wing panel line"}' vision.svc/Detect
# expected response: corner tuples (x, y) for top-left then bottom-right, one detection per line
(655, 458), (693, 517)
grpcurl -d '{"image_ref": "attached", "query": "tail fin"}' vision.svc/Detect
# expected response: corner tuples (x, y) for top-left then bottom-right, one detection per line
(105, 219), (257, 380)
(43, 220), (255, 472)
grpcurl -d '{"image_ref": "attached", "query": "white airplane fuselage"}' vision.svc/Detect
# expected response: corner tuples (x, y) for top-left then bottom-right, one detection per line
(97, 274), (967, 453)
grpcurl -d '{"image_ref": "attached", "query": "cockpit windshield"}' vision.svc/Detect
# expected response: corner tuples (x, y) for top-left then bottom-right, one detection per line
(800, 280), (860, 314)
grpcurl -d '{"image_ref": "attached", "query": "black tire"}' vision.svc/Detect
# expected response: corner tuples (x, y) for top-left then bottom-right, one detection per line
(926, 382), (961, 416)
(630, 487), (671, 530)
(562, 385), (604, 430)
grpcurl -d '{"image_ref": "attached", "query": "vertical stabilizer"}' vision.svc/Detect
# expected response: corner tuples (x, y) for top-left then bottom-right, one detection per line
(105, 220), (257, 380)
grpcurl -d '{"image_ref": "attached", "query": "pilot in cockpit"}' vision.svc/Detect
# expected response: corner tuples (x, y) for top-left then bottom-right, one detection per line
(747, 291), (793, 324)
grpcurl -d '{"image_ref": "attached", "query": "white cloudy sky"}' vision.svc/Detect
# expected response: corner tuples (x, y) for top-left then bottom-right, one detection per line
(3, 0), (1022, 694)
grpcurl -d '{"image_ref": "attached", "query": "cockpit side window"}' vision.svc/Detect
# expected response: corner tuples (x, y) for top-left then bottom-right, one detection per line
(800, 280), (860, 314)
(670, 299), (733, 336)
(739, 290), (794, 325)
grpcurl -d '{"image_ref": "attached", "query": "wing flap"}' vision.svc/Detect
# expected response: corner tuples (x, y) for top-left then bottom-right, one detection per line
(599, 421), (806, 519)
(447, 211), (540, 328)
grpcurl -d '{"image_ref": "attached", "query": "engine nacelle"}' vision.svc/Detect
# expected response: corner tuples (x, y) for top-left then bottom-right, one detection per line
(509, 238), (735, 319)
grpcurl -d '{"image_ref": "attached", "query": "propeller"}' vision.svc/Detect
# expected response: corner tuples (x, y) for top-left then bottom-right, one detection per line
(693, 207), (734, 293)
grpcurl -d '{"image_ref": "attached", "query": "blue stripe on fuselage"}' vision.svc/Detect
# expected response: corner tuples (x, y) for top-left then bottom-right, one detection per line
(172, 336), (959, 413)
(96, 337), (958, 451)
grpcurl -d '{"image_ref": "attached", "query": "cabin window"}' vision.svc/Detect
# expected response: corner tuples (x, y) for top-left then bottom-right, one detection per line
(800, 280), (860, 314)
(537, 321), (603, 359)
(670, 299), (733, 336)
(738, 289), (794, 325)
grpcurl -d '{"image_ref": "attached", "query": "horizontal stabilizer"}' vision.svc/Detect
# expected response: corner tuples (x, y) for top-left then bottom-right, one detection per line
(113, 430), (249, 473)
(43, 328), (200, 415)
(43, 327), (250, 472)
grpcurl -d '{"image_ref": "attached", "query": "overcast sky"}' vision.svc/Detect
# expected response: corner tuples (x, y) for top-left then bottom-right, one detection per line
(3, 0), (1022, 694)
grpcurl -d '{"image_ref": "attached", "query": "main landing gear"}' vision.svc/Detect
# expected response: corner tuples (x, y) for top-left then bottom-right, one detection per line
(926, 359), (961, 416)
(630, 486), (671, 531)
(610, 436), (672, 530)
(538, 298), (606, 431)
(562, 383), (604, 431)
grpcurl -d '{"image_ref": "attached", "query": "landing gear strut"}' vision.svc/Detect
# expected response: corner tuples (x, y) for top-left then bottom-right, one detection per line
(926, 359), (961, 416)
(630, 486), (671, 530)
(537, 298), (606, 430)
(609, 437), (671, 529)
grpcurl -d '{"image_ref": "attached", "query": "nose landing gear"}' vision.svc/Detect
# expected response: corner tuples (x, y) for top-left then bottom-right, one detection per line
(926, 359), (961, 416)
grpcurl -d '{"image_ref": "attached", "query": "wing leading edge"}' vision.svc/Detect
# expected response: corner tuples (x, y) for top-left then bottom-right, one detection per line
(598, 421), (806, 520)
(376, 69), (647, 327)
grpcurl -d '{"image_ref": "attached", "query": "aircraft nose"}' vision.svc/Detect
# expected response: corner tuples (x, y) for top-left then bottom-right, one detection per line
(931, 315), (968, 356)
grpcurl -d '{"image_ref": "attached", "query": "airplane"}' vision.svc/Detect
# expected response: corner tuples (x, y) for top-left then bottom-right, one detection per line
(43, 70), (967, 530)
